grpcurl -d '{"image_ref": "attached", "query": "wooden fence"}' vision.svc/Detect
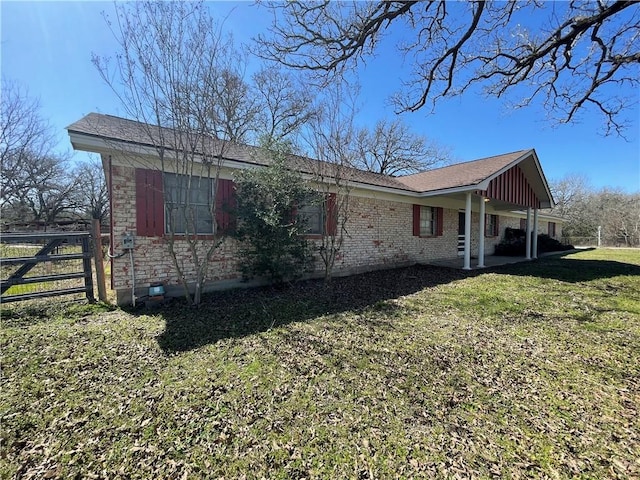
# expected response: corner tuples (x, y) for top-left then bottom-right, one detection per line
(0, 230), (106, 304)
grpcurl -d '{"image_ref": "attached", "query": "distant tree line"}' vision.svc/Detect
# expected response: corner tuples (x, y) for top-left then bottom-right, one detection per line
(551, 174), (639, 247)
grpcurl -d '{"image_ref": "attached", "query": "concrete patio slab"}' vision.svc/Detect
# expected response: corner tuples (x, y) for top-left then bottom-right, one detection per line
(426, 250), (577, 270)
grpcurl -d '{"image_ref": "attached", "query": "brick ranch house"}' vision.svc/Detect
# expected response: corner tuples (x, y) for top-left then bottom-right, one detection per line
(67, 113), (561, 306)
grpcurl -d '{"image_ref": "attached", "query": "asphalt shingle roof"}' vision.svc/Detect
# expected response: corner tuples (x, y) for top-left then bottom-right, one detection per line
(67, 113), (414, 192)
(67, 113), (533, 195)
(396, 150), (530, 192)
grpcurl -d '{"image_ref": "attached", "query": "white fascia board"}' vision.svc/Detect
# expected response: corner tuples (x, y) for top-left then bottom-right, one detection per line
(68, 131), (265, 172)
(69, 132), (165, 158)
(481, 149), (534, 186)
(530, 150), (555, 207)
(471, 148), (554, 208)
(517, 149), (553, 206)
(311, 178), (418, 197)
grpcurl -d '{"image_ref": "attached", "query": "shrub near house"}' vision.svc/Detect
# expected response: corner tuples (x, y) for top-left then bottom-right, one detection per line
(234, 152), (315, 284)
(495, 227), (573, 256)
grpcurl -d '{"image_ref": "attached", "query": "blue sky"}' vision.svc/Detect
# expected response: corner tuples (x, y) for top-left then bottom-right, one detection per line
(2, 1), (639, 193)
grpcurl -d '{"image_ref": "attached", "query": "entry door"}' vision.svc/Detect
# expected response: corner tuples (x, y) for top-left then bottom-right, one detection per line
(457, 212), (465, 256)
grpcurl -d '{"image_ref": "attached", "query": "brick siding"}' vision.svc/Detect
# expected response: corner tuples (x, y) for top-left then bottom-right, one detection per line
(108, 165), (557, 304)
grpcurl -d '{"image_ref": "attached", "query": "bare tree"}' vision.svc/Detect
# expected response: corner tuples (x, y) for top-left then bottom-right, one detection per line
(252, 65), (317, 146)
(210, 67), (259, 143)
(1, 79), (57, 204)
(550, 174), (599, 240)
(73, 156), (109, 224)
(305, 82), (359, 284)
(257, 1), (640, 135)
(0, 81), (79, 227)
(550, 174), (591, 218)
(354, 118), (450, 176)
(589, 189), (640, 247)
(550, 175), (640, 246)
(93, 0), (246, 305)
(1, 151), (77, 227)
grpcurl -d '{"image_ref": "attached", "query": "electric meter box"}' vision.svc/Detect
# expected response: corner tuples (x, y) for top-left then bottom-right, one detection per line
(122, 233), (135, 250)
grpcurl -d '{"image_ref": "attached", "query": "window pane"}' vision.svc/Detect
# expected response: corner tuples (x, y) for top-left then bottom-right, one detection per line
(166, 204), (186, 234)
(164, 173), (215, 234)
(420, 206), (434, 236)
(486, 215), (497, 236)
(190, 179), (211, 204)
(196, 205), (214, 233)
(298, 202), (323, 234)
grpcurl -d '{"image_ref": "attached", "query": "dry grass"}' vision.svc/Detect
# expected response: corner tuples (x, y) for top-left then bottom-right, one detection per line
(1, 248), (639, 479)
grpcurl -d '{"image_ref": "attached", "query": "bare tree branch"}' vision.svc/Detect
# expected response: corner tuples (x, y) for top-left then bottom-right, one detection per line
(73, 156), (109, 224)
(1, 80), (57, 203)
(252, 65), (318, 146)
(256, 0), (640, 135)
(93, 0), (243, 305)
(354, 118), (451, 176)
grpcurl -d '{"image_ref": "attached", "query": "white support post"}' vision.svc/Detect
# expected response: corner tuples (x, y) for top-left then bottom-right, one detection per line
(477, 196), (486, 268)
(525, 207), (532, 260)
(532, 208), (539, 259)
(463, 192), (472, 270)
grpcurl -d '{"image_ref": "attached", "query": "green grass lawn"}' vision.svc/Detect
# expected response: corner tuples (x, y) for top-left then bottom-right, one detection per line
(2, 248), (639, 479)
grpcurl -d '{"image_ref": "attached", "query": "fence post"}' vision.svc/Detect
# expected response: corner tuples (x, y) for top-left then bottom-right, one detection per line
(92, 219), (108, 302)
(81, 235), (95, 303)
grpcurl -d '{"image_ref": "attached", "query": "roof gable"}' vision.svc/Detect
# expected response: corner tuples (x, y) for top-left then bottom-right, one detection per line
(397, 149), (554, 208)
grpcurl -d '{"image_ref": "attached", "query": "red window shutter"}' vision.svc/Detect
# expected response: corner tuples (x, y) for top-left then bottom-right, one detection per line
(215, 179), (236, 234)
(135, 168), (164, 237)
(412, 204), (421, 236)
(436, 207), (444, 236)
(325, 193), (338, 236)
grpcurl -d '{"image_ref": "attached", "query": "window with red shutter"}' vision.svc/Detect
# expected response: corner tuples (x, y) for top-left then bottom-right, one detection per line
(135, 170), (237, 237)
(164, 173), (215, 234)
(413, 205), (443, 237)
(295, 192), (338, 236)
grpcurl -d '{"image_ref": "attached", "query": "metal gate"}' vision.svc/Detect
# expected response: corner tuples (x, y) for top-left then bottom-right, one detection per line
(1, 232), (95, 303)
